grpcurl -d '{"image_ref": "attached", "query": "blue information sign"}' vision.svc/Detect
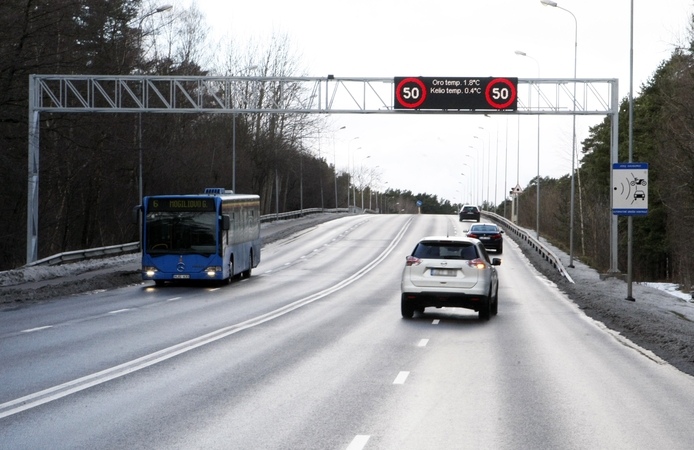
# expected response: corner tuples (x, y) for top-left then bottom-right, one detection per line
(612, 163), (648, 215)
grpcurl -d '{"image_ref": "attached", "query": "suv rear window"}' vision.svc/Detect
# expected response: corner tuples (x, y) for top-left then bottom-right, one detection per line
(412, 242), (478, 260)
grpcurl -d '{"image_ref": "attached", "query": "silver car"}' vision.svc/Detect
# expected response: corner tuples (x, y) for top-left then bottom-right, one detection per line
(400, 236), (501, 320)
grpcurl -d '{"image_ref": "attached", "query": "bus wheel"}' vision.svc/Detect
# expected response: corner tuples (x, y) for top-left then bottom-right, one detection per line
(225, 261), (234, 284)
(242, 252), (253, 279)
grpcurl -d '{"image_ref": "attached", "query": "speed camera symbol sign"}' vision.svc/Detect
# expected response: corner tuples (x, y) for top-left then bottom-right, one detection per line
(612, 163), (648, 215)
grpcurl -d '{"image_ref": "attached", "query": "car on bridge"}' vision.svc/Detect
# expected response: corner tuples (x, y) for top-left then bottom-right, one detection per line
(401, 236), (501, 321)
(459, 205), (480, 222)
(466, 223), (504, 254)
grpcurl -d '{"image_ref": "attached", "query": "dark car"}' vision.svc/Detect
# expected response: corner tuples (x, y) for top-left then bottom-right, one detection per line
(459, 205), (480, 222)
(400, 236), (501, 320)
(466, 223), (504, 254)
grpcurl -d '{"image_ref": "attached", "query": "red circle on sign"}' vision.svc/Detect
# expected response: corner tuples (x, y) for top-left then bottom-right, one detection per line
(485, 78), (517, 109)
(396, 77), (427, 109)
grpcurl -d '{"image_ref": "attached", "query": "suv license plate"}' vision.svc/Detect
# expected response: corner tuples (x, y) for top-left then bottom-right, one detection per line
(173, 274), (190, 279)
(431, 269), (455, 277)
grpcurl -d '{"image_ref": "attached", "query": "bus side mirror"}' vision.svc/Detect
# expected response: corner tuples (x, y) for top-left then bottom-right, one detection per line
(222, 214), (231, 231)
(132, 205), (141, 224)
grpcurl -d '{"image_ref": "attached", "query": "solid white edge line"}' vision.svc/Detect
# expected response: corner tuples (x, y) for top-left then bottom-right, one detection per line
(0, 217), (414, 419)
(346, 435), (370, 450)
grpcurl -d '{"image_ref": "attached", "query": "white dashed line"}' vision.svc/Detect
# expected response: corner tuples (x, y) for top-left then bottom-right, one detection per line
(418, 339), (429, 347)
(21, 326), (53, 333)
(346, 435), (370, 450)
(393, 371), (410, 385)
(432, 319), (440, 325)
(108, 309), (130, 315)
(167, 297), (181, 302)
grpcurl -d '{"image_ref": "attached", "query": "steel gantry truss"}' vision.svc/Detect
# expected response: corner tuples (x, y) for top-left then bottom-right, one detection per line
(27, 74), (620, 270)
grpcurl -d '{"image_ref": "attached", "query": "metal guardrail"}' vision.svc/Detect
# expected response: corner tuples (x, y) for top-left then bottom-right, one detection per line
(259, 207), (349, 222)
(26, 242), (141, 267)
(25, 208), (351, 267)
(25, 209), (572, 281)
(482, 211), (575, 284)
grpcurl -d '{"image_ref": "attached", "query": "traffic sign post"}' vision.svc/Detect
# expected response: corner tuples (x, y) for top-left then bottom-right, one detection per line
(612, 163), (648, 215)
(394, 76), (518, 111)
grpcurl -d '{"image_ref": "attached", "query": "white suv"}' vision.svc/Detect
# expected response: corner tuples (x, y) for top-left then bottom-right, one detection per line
(400, 236), (501, 320)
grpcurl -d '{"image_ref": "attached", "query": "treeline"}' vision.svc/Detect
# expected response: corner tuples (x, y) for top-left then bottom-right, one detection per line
(379, 189), (455, 214)
(503, 21), (694, 287)
(0, 0), (351, 270)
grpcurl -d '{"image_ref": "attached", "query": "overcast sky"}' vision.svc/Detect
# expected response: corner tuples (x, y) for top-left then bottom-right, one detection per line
(176, 0), (692, 206)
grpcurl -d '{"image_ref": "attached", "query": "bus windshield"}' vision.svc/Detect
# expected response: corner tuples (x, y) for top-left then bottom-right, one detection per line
(146, 211), (217, 255)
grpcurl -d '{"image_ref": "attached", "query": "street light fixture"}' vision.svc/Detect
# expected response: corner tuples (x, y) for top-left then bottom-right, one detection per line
(541, 0), (578, 267)
(515, 49), (541, 239)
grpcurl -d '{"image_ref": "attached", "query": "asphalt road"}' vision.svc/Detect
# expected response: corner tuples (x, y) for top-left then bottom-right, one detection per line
(1, 214), (693, 449)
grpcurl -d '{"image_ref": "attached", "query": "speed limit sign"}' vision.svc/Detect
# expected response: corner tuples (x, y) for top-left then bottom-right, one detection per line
(394, 76), (517, 111)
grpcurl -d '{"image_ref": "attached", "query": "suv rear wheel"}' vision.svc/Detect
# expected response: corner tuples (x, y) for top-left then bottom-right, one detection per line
(478, 292), (491, 321)
(401, 294), (414, 319)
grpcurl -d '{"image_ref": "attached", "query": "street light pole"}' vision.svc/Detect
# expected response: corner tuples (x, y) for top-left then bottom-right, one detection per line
(135, 4), (172, 248)
(473, 136), (485, 208)
(347, 137), (359, 209)
(515, 50), (541, 239)
(478, 127), (491, 210)
(232, 65), (257, 193)
(541, 0), (577, 266)
(360, 155), (370, 210)
(336, 126), (346, 208)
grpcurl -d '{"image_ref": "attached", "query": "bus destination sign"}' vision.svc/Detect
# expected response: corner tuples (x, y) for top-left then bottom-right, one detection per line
(394, 76), (518, 111)
(148, 197), (216, 212)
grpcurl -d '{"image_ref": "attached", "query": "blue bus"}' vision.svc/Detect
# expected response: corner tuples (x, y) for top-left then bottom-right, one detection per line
(134, 188), (261, 285)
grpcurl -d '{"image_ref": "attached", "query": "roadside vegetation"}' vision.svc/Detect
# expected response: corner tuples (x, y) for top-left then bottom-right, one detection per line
(505, 26), (694, 287)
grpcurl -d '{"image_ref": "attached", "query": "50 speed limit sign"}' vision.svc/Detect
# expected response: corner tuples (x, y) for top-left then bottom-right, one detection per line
(394, 76), (517, 111)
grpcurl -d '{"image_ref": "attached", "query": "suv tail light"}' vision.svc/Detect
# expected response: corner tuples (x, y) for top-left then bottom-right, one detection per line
(467, 258), (487, 270)
(405, 256), (422, 266)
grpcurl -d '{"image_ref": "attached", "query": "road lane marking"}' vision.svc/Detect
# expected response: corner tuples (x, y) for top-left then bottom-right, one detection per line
(393, 371), (410, 384)
(432, 319), (440, 325)
(108, 309), (130, 315)
(346, 435), (370, 450)
(167, 297), (181, 302)
(0, 217), (413, 419)
(418, 339), (429, 347)
(21, 326), (53, 333)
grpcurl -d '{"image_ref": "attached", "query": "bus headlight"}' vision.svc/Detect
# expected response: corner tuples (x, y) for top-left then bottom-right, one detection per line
(205, 266), (222, 277)
(143, 267), (157, 277)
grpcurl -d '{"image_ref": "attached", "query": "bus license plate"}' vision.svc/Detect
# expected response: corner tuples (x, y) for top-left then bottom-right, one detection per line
(431, 269), (455, 277)
(173, 274), (190, 279)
